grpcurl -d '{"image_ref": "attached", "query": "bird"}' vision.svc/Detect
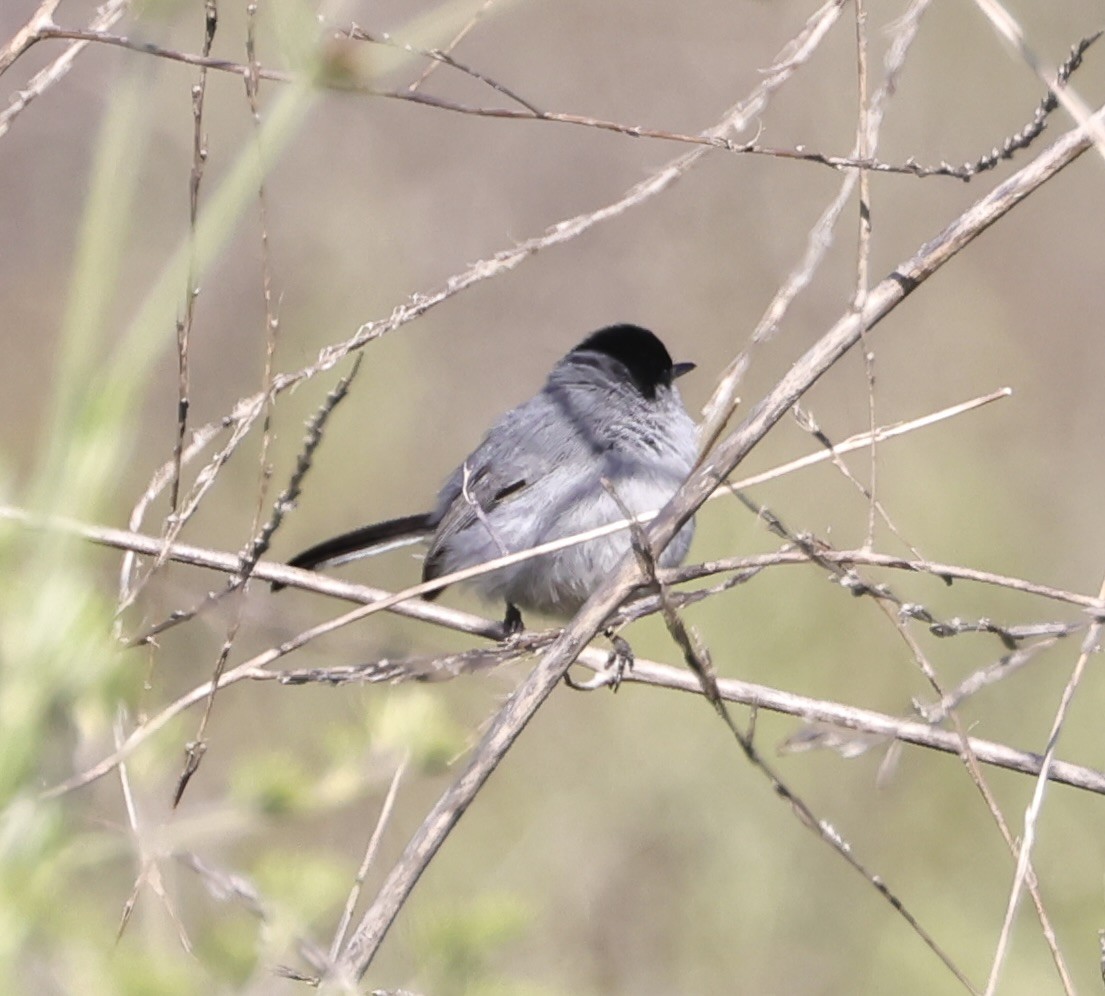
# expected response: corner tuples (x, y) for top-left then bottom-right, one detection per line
(278, 324), (698, 634)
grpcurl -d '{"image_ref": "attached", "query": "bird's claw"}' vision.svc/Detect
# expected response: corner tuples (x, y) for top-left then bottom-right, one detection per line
(563, 630), (634, 692)
(501, 603), (525, 638)
(604, 631), (634, 691)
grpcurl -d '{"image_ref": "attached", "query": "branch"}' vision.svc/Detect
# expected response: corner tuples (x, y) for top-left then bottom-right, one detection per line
(16, 23), (985, 179)
(0, 0), (59, 76)
(122, 0), (848, 564)
(125, 384), (1017, 646)
(2, 505), (1098, 803)
(330, 103), (1105, 982)
(0, 0), (130, 139)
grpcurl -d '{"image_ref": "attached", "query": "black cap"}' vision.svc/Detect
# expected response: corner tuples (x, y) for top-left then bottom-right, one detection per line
(573, 324), (694, 399)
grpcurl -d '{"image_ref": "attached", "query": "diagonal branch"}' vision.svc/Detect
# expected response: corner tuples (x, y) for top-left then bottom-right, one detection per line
(6, 505), (1102, 802)
(330, 103), (1105, 983)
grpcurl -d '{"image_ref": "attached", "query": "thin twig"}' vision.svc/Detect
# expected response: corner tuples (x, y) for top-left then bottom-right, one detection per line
(167, 0), (289, 809)
(612, 477), (976, 987)
(699, 0), (933, 454)
(915, 637), (1065, 726)
(792, 405), (926, 560)
(970, 30), (1103, 174)
(344, 16), (537, 113)
(329, 757), (409, 962)
(667, 549), (1101, 613)
(724, 473), (1062, 968)
(18, 23), (986, 180)
(119, 0), (849, 578)
(403, 0), (497, 93)
(0, 0), (130, 138)
(0, 0), (59, 75)
(126, 385), (1015, 646)
(168, 0), (217, 516)
(851, 0), (879, 548)
(970, 0), (1105, 163)
(169, 359), (363, 805)
(331, 100), (1105, 981)
(984, 571), (1105, 994)
(871, 593), (1074, 994)
(120, 393), (267, 611)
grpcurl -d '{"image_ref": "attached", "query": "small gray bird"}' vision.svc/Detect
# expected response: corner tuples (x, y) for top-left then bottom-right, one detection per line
(280, 324), (698, 632)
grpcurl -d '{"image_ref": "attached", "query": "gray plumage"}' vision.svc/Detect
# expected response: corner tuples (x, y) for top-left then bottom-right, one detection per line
(424, 338), (696, 615)
(282, 324), (698, 622)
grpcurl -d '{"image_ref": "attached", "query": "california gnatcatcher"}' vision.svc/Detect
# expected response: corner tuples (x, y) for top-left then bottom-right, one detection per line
(279, 324), (698, 633)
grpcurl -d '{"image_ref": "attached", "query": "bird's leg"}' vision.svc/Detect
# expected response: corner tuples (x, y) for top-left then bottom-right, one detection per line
(501, 602), (525, 638)
(603, 626), (634, 691)
(563, 625), (635, 692)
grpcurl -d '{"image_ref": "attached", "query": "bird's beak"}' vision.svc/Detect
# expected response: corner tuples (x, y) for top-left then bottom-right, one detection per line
(672, 361), (696, 380)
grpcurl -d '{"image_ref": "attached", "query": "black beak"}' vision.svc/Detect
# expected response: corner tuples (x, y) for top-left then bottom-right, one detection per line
(672, 361), (696, 380)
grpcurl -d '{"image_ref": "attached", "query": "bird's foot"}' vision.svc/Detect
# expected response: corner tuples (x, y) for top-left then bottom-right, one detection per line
(603, 628), (634, 692)
(563, 627), (634, 692)
(501, 603), (525, 639)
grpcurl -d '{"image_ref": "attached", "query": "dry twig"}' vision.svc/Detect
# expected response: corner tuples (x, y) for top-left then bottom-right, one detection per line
(331, 101), (1105, 981)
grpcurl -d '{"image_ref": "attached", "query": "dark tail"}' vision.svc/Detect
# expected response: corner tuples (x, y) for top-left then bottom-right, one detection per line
(272, 513), (434, 591)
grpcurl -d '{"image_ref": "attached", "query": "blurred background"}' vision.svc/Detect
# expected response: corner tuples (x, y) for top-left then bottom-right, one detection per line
(2, 0), (1105, 992)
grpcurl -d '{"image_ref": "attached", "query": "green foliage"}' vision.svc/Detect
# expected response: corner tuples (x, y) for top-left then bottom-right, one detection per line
(413, 893), (532, 996)
(370, 687), (468, 774)
(251, 849), (350, 927)
(193, 912), (263, 987)
(98, 948), (199, 996)
(230, 750), (316, 816)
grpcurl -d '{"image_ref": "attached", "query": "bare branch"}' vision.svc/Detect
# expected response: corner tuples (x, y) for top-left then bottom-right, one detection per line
(331, 101), (1105, 981)
(0, 0), (60, 76)
(18, 21), (993, 180)
(984, 572), (1105, 994)
(329, 757), (409, 962)
(122, 0), (849, 555)
(0, 0), (130, 138)
(970, 0), (1105, 163)
(700, 0), (934, 452)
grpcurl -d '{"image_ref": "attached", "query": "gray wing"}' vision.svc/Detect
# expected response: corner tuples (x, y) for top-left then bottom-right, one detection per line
(427, 457), (529, 558)
(422, 391), (590, 585)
